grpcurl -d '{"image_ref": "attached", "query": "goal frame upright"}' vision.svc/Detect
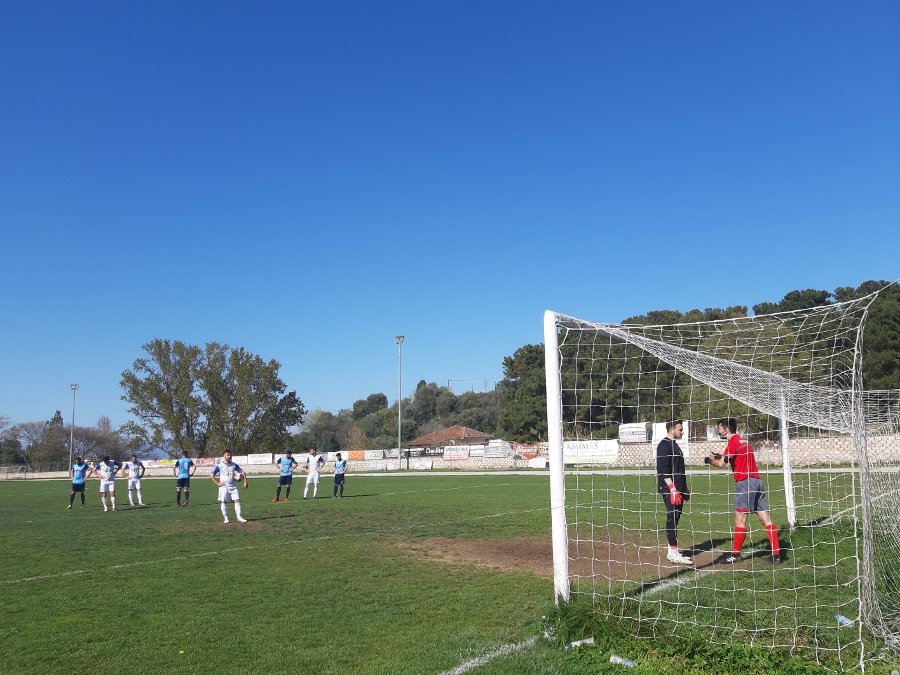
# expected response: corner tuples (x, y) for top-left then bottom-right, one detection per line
(544, 309), (569, 603)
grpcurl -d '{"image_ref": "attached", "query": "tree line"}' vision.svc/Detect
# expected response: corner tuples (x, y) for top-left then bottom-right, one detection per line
(0, 412), (141, 468)
(456, 279), (897, 444)
(3, 280), (896, 465)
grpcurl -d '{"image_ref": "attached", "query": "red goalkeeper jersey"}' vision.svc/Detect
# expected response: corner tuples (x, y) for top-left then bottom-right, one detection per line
(723, 434), (761, 482)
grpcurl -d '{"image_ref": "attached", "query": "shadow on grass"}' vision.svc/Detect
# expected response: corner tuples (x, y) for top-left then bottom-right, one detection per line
(683, 537), (731, 558)
(113, 501), (219, 511)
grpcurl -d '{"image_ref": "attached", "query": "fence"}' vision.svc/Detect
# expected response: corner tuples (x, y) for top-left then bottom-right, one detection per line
(0, 465), (29, 479)
(5, 436), (899, 480)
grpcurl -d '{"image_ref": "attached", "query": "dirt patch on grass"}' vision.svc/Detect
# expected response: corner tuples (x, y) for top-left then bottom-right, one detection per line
(398, 537), (554, 577)
(569, 534), (720, 585)
(398, 533), (727, 585)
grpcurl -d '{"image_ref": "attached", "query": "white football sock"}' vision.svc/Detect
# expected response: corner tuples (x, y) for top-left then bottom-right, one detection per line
(220, 502), (228, 519)
(101, 496), (108, 510)
(234, 501), (243, 518)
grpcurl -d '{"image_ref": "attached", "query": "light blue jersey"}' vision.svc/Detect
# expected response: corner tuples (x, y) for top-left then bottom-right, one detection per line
(278, 456), (296, 476)
(72, 463), (89, 484)
(175, 457), (194, 479)
(335, 459), (347, 475)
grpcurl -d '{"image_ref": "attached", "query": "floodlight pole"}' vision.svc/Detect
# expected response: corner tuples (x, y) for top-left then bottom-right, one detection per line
(69, 384), (79, 477)
(396, 336), (404, 470)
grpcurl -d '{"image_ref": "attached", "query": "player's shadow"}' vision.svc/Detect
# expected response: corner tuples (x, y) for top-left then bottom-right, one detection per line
(119, 502), (217, 510)
(687, 533), (792, 567)
(248, 512), (303, 522)
(306, 493), (378, 499)
(683, 537), (731, 558)
(631, 522), (808, 598)
(622, 537), (730, 598)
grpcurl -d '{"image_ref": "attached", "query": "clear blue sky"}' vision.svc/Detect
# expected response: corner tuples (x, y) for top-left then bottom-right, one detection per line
(1, 1), (898, 429)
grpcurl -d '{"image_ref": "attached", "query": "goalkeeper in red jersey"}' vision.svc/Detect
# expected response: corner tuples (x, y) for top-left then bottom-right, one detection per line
(706, 418), (782, 564)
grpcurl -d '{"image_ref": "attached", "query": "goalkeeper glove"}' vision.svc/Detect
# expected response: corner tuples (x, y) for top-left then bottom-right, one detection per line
(668, 484), (682, 506)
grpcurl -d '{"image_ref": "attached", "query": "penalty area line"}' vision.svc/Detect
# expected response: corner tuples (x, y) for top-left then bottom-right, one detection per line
(0, 550), (224, 585)
(439, 635), (539, 675)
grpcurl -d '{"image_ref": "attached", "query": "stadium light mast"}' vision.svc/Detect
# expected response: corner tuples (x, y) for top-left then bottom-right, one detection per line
(69, 384), (79, 477)
(395, 336), (404, 470)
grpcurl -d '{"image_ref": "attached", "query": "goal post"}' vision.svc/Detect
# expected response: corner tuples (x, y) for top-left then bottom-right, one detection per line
(779, 393), (797, 529)
(543, 291), (899, 668)
(544, 309), (569, 603)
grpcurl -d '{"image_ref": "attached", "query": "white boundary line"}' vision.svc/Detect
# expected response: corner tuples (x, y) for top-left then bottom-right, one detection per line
(638, 569), (716, 598)
(439, 635), (539, 675)
(796, 486), (897, 527)
(635, 544), (782, 599)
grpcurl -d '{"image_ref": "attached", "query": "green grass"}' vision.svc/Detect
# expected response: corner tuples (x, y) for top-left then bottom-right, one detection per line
(1, 473), (897, 673)
(0, 475), (552, 674)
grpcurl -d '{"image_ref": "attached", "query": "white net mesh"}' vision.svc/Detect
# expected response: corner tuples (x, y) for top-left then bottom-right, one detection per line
(545, 292), (900, 669)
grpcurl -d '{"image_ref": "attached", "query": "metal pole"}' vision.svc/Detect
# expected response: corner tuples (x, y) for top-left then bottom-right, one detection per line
(395, 336), (404, 470)
(69, 384), (79, 477)
(544, 310), (570, 602)
(780, 392), (797, 529)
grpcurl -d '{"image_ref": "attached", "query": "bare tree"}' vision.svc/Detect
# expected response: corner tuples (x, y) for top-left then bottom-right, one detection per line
(0, 416), (23, 464)
(17, 420), (67, 468)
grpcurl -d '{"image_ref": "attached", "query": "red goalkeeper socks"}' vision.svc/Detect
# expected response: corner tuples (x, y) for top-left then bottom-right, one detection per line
(765, 523), (780, 556)
(732, 526), (748, 554)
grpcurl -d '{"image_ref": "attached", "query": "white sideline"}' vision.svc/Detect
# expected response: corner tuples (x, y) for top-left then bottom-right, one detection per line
(439, 635), (538, 675)
(639, 569), (715, 597)
(1, 550), (222, 585)
(797, 487), (896, 528)
(638, 544), (772, 598)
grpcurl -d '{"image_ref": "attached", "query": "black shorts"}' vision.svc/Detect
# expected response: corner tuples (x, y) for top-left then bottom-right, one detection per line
(71, 483), (85, 493)
(176, 477), (191, 489)
(278, 475), (293, 486)
(334, 474), (345, 485)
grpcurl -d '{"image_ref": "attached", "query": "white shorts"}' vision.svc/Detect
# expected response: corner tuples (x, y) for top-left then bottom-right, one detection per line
(128, 478), (142, 490)
(305, 473), (320, 486)
(100, 480), (116, 493)
(218, 485), (240, 502)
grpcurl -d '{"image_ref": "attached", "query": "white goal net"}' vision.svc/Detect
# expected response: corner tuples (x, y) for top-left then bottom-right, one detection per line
(543, 291), (900, 670)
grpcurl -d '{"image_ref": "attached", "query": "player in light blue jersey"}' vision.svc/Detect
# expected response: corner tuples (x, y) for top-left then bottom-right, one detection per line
(332, 452), (348, 498)
(272, 449), (298, 502)
(67, 456), (94, 509)
(173, 450), (196, 507)
(210, 450), (248, 524)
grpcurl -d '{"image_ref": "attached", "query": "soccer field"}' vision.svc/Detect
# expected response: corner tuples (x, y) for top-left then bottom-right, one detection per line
(0, 474), (554, 674)
(3, 472), (898, 674)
